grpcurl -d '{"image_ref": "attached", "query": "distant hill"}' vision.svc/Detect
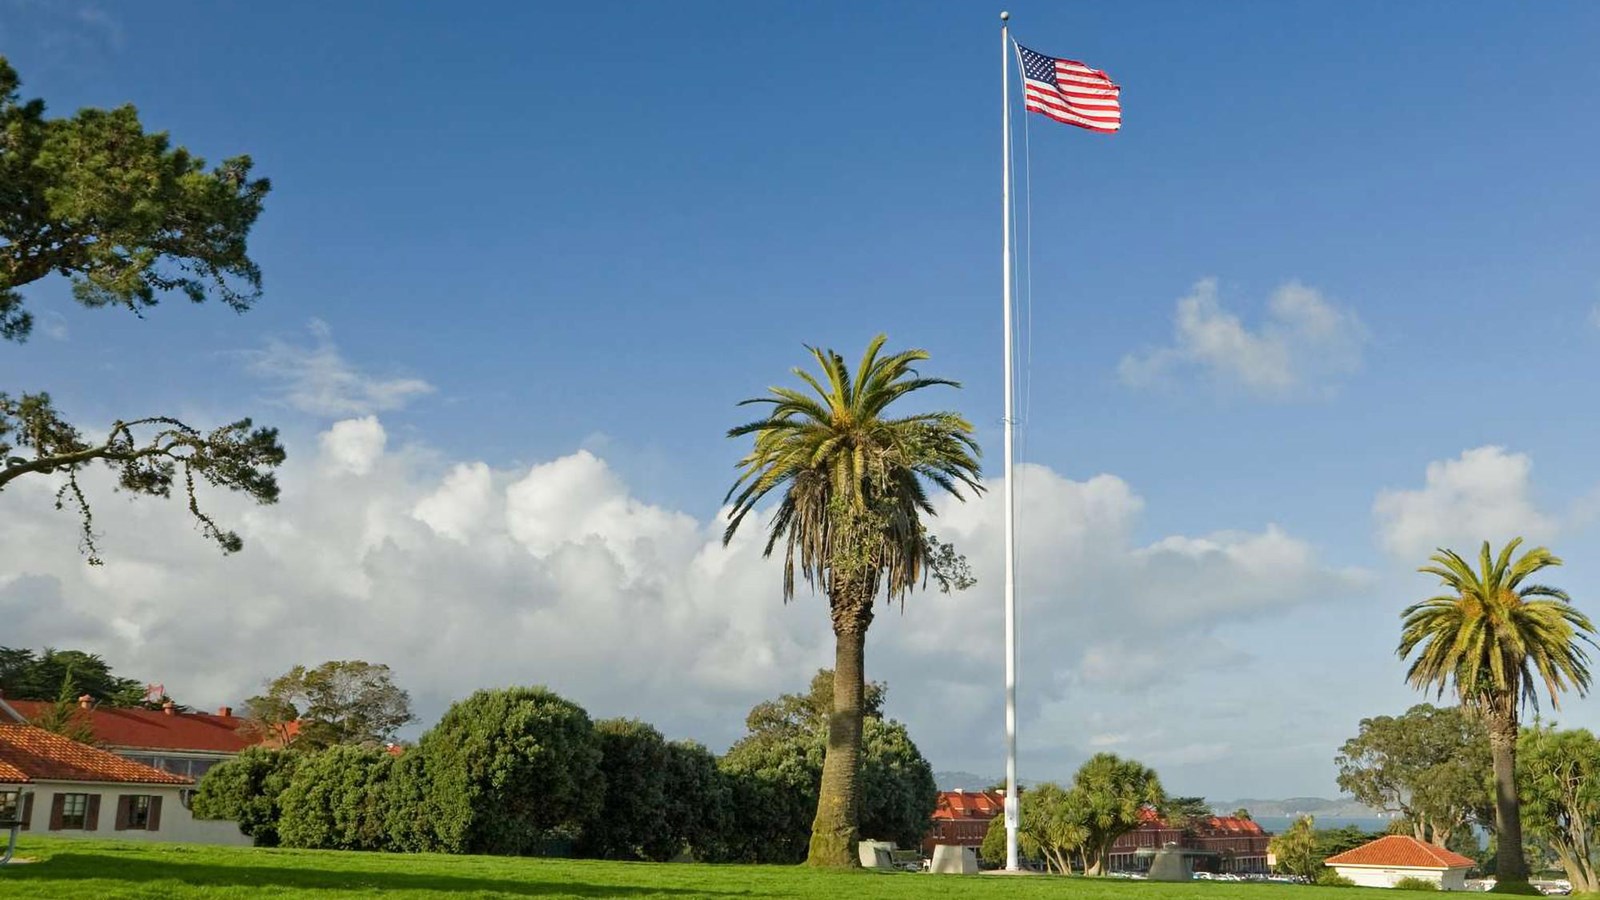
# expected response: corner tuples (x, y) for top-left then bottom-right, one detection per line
(934, 771), (996, 791)
(1215, 797), (1387, 819)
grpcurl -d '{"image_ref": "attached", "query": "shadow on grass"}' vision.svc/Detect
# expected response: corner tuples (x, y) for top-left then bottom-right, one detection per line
(0, 852), (749, 897)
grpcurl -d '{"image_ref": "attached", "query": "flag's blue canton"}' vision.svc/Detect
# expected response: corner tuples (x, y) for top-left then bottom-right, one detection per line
(1017, 45), (1057, 86)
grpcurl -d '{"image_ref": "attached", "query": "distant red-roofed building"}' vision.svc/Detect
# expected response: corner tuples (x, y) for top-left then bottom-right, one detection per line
(1324, 835), (1476, 890)
(0, 694), (274, 782)
(922, 790), (1004, 856)
(0, 724), (250, 845)
(1108, 808), (1273, 874)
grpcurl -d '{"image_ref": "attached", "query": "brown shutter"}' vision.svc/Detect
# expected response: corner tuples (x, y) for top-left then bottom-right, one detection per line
(146, 795), (162, 832)
(48, 793), (63, 831)
(85, 794), (101, 831)
(19, 792), (32, 831)
(115, 795), (131, 831)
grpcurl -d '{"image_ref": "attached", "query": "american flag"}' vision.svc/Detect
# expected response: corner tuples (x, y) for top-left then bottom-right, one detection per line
(1016, 43), (1121, 133)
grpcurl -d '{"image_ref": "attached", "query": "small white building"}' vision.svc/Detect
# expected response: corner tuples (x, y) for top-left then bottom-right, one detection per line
(1324, 834), (1477, 890)
(0, 724), (249, 846)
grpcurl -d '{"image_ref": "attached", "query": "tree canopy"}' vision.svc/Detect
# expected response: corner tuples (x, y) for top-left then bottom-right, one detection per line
(715, 671), (936, 863)
(0, 55), (282, 563)
(1269, 815), (1321, 880)
(1518, 725), (1600, 893)
(245, 660), (415, 750)
(1074, 753), (1165, 876)
(743, 668), (886, 741)
(1335, 703), (1491, 845)
(0, 57), (268, 340)
(981, 782), (1089, 874)
(0, 646), (149, 706)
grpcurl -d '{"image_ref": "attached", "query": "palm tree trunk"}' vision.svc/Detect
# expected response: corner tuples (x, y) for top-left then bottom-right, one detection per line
(806, 591), (870, 867)
(1488, 704), (1529, 885)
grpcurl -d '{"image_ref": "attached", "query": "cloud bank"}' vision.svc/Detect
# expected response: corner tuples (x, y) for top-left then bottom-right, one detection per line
(0, 419), (1368, 787)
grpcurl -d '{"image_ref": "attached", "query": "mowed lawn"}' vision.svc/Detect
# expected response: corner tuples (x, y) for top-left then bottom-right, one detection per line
(0, 838), (1413, 900)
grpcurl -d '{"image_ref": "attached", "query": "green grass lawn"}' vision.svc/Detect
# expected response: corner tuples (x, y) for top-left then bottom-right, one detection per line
(0, 838), (1404, 899)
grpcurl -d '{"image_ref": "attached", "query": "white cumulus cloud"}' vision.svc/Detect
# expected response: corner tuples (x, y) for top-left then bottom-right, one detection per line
(1373, 446), (1559, 561)
(319, 416), (388, 476)
(0, 422), (1368, 786)
(1120, 279), (1368, 398)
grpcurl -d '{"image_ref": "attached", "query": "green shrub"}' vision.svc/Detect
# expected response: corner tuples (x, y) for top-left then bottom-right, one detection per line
(1317, 870), (1357, 887)
(659, 740), (731, 862)
(575, 719), (671, 861)
(1394, 877), (1441, 891)
(277, 745), (394, 851)
(418, 686), (603, 856)
(191, 747), (304, 846)
(857, 719), (938, 851)
(381, 748), (433, 852)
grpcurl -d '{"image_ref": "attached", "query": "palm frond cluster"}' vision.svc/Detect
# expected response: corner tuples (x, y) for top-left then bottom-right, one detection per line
(1400, 538), (1596, 714)
(724, 334), (982, 603)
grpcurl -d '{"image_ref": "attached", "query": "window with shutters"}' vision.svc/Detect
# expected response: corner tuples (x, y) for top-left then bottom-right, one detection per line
(0, 790), (16, 821)
(127, 795), (151, 829)
(59, 793), (89, 829)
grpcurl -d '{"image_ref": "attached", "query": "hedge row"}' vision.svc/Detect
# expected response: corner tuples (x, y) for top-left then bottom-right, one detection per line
(194, 685), (934, 862)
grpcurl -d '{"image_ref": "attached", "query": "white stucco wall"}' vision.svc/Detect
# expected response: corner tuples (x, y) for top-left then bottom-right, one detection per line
(1330, 864), (1472, 890)
(11, 782), (251, 846)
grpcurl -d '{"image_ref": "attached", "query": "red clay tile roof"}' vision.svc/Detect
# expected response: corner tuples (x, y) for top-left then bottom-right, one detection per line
(0, 725), (192, 785)
(1205, 815), (1266, 836)
(1134, 808), (1267, 836)
(931, 790), (1004, 821)
(2, 700), (265, 754)
(1325, 835), (1476, 869)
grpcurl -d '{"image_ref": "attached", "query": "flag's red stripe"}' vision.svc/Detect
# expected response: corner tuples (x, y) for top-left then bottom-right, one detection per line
(1024, 96), (1119, 121)
(1023, 76), (1120, 99)
(1025, 101), (1121, 127)
(1024, 94), (1122, 125)
(1025, 101), (1121, 132)
(1054, 59), (1105, 76)
(1024, 88), (1122, 123)
(1056, 71), (1116, 86)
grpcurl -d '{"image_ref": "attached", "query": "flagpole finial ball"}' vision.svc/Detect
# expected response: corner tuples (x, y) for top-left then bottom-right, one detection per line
(1000, 10), (1010, 20)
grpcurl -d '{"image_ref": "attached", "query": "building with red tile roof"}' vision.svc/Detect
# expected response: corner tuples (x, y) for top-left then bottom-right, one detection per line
(922, 790), (1004, 856)
(1108, 808), (1273, 875)
(0, 724), (248, 846)
(0, 725), (191, 786)
(0, 695), (271, 781)
(1324, 835), (1477, 890)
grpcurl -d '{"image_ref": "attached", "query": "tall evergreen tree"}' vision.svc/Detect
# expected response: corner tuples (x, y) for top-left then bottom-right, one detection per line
(0, 55), (281, 563)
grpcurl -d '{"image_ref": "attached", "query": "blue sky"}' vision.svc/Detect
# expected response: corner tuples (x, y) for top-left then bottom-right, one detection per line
(3, 1), (1600, 800)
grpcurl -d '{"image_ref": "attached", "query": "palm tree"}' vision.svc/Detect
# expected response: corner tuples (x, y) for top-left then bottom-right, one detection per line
(1399, 538), (1596, 886)
(724, 334), (981, 866)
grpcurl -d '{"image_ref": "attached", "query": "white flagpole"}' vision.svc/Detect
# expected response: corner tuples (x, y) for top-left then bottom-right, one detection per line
(999, 9), (1020, 874)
